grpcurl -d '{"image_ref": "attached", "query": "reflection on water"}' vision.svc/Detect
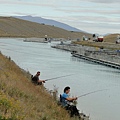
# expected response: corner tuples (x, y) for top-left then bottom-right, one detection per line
(71, 56), (101, 65)
(97, 69), (120, 74)
(0, 38), (120, 120)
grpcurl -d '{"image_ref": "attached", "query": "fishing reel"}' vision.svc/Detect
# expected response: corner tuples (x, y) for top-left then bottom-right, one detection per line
(73, 100), (78, 105)
(69, 100), (78, 106)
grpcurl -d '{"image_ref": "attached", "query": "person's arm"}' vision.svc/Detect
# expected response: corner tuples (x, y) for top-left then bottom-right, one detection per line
(66, 97), (77, 101)
(62, 93), (77, 102)
(38, 80), (45, 83)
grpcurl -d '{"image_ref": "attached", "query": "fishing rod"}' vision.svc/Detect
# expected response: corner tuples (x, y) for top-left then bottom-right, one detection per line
(77, 89), (108, 98)
(45, 74), (74, 81)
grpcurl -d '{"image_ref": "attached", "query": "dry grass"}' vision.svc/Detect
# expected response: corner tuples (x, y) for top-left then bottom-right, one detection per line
(0, 17), (91, 39)
(0, 53), (77, 120)
(104, 34), (120, 43)
(73, 40), (120, 50)
(73, 33), (120, 50)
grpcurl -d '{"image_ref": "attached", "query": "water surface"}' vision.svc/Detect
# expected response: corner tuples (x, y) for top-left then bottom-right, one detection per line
(0, 38), (120, 120)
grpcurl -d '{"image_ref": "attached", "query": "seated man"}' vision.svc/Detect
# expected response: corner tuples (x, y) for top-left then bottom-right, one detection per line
(61, 86), (80, 117)
(31, 71), (45, 85)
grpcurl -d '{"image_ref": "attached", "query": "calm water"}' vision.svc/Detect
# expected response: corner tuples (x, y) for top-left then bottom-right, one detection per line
(0, 38), (120, 120)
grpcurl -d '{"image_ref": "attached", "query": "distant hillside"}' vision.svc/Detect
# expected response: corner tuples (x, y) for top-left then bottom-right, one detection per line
(14, 15), (84, 32)
(0, 17), (92, 39)
(104, 33), (120, 43)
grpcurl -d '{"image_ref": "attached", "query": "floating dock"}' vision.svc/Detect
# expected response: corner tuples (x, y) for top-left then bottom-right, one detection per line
(72, 53), (120, 70)
(51, 44), (120, 70)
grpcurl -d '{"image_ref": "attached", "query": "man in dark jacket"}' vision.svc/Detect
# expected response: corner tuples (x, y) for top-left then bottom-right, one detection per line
(32, 71), (45, 85)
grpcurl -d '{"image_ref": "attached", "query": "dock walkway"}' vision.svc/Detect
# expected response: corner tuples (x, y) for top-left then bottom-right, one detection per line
(72, 53), (120, 69)
(51, 44), (120, 70)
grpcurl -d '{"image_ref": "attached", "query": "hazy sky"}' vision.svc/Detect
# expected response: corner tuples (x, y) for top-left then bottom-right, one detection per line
(0, 0), (120, 34)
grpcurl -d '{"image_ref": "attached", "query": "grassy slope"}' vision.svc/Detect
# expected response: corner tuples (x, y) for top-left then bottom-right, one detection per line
(104, 34), (120, 43)
(73, 34), (120, 50)
(73, 41), (120, 50)
(0, 53), (75, 120)
(0, 17), (91, 39)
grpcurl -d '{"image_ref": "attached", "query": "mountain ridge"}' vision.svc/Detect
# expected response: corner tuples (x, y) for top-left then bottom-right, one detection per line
(13, 15), (86, 32)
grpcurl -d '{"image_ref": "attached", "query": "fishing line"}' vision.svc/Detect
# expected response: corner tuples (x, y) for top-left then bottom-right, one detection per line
(77, 89), (108, 98)
(45, 74), (74, 81)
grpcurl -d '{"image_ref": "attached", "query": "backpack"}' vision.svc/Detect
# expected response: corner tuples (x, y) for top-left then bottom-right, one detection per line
(31, 75), (33, 79)
(60, 94), (62, 103)
(31, 75), (37, 83)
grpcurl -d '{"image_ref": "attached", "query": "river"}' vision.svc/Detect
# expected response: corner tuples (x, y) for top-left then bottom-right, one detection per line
(0, 38), (120, 120)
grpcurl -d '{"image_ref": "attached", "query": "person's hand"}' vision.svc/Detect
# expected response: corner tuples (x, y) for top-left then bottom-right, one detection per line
(74, 97), (77, 100)
(42, 80), (45, 83)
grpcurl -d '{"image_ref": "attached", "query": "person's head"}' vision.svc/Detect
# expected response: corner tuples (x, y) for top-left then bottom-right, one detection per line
(64, 86), (70, 94)
(36, 71), (40, 76)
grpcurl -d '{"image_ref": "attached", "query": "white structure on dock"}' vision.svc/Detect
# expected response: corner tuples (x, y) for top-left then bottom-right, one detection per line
(116, 35), (120, 44)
